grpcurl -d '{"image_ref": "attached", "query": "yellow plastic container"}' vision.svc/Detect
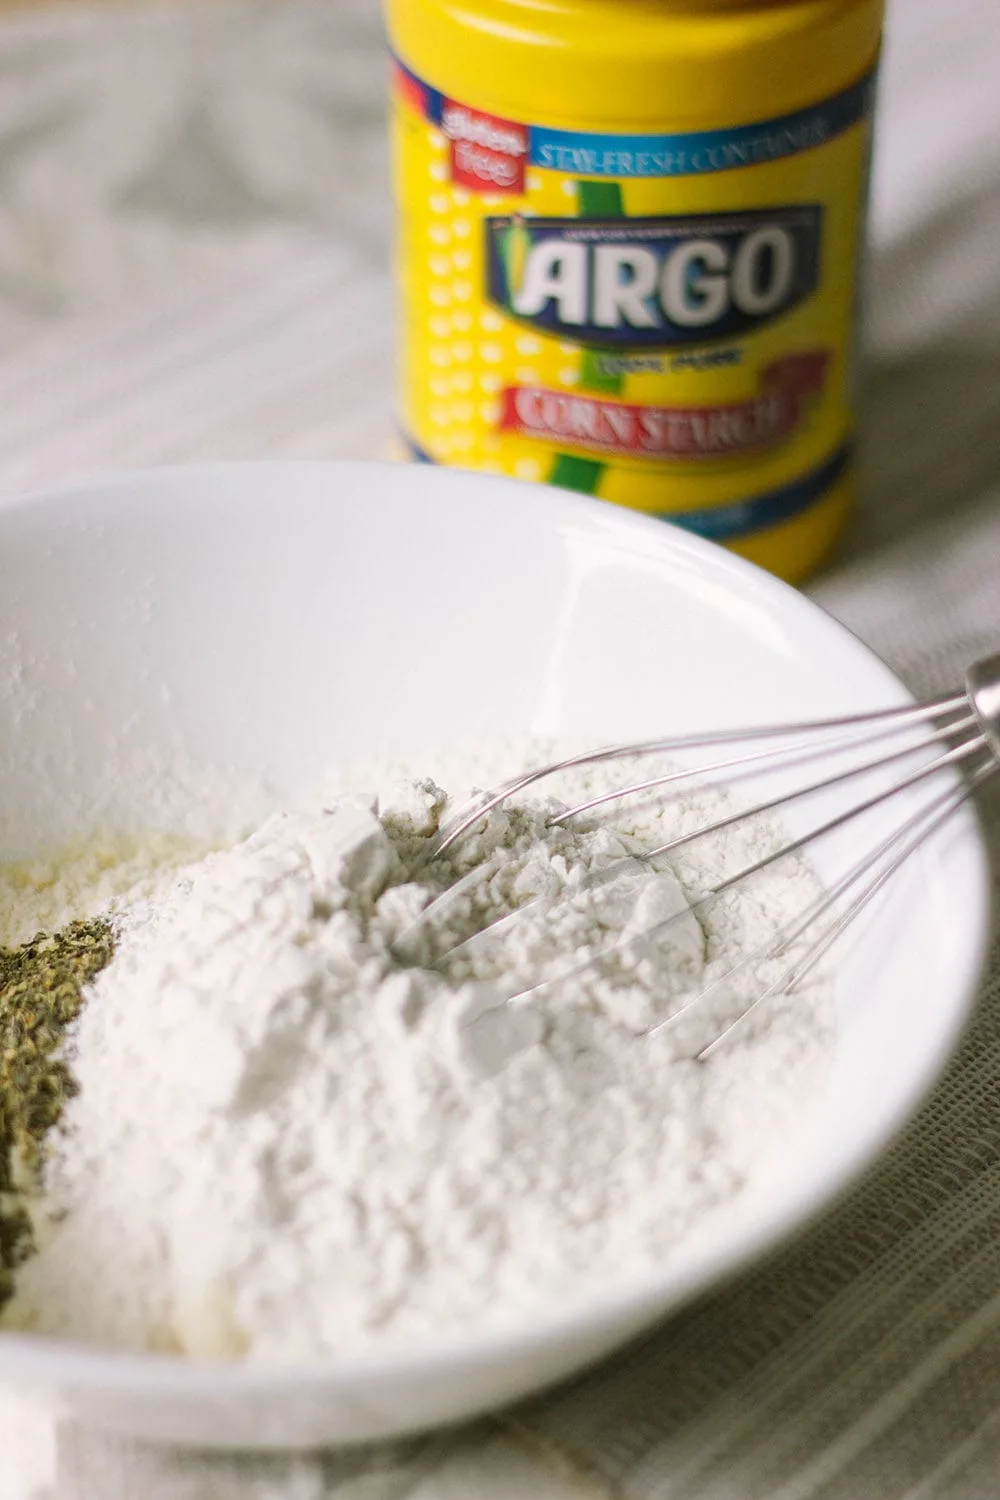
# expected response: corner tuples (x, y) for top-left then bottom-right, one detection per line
(386, 0), (884, 582)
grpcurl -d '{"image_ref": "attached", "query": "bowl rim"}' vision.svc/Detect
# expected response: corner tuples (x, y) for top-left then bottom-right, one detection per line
(0, 459), (992, 1396)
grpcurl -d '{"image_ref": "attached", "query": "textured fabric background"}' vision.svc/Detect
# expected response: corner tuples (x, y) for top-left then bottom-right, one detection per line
(0, 1), (998, 1496)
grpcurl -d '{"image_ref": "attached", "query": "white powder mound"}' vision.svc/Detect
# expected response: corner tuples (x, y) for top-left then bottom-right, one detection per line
(4, 743), (832, 1361)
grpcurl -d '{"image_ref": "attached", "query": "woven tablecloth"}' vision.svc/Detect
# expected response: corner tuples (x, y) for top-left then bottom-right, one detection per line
(1, 2), (999, 1496)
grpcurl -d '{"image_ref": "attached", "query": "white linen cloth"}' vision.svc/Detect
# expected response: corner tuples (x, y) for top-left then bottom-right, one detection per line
(1, 1), (999, 1495)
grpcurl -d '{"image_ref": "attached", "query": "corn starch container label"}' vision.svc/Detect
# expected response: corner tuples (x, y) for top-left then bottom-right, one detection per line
(392, 59), (877, 548)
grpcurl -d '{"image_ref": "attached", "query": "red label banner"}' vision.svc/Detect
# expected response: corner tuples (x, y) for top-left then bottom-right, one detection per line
(500, 350), (831, 461)
(441, 102), (528, 194)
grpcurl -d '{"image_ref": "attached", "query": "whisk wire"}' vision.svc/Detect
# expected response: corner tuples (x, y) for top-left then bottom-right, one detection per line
(430, 691), (971, 858)
(643, 725), (984, 862)
(412, 653), (1000, 1057)
(504, 744), (991, 1028)
(696, 759), (996, 1059)
(776, 760), (996, 994)
(406, 710), (981, 961)
(548, 710), (978, 828)
(420, 729), (985, 978)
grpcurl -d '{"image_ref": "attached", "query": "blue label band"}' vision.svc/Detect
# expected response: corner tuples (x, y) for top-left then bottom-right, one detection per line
(666, 442), (852, 539)
(395, 59), (877, 179)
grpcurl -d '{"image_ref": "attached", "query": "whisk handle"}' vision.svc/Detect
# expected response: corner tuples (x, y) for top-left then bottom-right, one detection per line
(966, 652), (1000, 762)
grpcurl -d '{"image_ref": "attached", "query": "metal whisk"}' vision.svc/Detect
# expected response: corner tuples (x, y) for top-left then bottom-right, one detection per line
(402, 653), (1000, 1057)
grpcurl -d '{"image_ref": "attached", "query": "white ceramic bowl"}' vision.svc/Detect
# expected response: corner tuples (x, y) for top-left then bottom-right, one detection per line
(0, 461), (990, 1449)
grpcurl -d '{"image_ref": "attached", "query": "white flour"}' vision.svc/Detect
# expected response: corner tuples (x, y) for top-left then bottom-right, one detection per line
(3, 743), (832, 1361)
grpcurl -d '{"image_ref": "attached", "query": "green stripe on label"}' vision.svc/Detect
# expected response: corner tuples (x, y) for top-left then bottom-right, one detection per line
(577, 180), (625, 395)
(576, 180), (626, 217)
(578, 348), (624, 394)
(546, 181), (623, 489)
(548, 454), (605, 494)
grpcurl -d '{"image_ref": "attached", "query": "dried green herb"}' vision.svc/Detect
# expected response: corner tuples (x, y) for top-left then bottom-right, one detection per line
(0, 919), (114, 1306)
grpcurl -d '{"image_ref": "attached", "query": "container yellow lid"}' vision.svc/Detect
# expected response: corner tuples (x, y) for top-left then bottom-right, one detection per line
(388, 0), (882, 129)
